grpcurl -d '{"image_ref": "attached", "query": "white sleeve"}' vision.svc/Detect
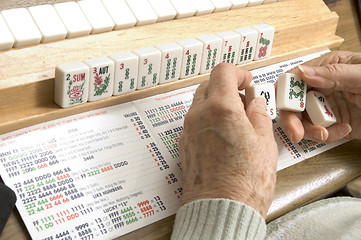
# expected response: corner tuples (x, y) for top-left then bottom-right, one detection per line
(171, 198), (266, 240)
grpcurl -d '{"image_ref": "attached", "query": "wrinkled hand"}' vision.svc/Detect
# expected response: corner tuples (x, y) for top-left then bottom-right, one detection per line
(179, 63), (278, 218)
(280, 51), (361, 143)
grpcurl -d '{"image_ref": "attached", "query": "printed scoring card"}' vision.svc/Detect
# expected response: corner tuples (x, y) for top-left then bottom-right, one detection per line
(0, 50), (348, 239)
(0, 103), (181, 240)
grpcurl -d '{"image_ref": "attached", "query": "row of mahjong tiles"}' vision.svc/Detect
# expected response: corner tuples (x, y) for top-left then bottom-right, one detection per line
(54, 24), (274, 108)
(0, 0), (279, 50)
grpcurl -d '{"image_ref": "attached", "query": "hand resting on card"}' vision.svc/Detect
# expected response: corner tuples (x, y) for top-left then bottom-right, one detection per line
(179, 63), (278, 218)
(280, 51), (361, 143)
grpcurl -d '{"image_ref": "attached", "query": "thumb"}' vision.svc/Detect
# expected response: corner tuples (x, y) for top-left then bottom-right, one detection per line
(246, 97), (273, 138)
(296, 64), (361, 93)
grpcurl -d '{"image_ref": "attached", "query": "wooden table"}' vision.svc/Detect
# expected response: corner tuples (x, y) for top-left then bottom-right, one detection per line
(1, 0), (361, 239)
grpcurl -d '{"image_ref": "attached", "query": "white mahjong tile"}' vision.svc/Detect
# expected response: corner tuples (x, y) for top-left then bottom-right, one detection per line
(216, 31), (241, 64)
(125, 0), (158, 25)
(108, 51), (138, 95)
(177, 38), (203, 79)
(148, 0), (177, 22)
(169, 0), (197, 18)
(306, 91), (336, 128)
(1, 8), (42, 47)
(84, 57), (115, 101)
(263, 0), (277, 3)
(156, 42), (183, 84)
(234, 27), (258, 64)
(54, 62), (90, 108)
(210, 0), (232, 12)
(133, 47), (162, 89)
(252, 24), (275, 60)
(229, 0), (249, 8)
(247, 0), (264, 6)
(245, 82), (276, 119)
(197, 34), (222, 73)
(101, 0), (136, 29)
(78, 0), (114, 34)
(193, 0), (215, 15)
(28, 5), (67, 43)
(54, 2), (92, 38)
(277, 73), (307, 112)
(0, 14), (14, 50)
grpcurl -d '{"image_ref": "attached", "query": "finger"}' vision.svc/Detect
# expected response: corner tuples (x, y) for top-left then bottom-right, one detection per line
(207, 63), (253, 101)
(239, 93), (246, 109)
(302, 119), (329, 142)
(236, 67), (253, 90)
(279, 110), (304, 143)
(294, 64), (361, 93)
(326, 123), (352, 143)
(191, 81), (208, 106)
(246, 97), (273, 138)
(305, 51), (361, 65)
(287, 51), (361, 71)
(342, 92), (361, 108)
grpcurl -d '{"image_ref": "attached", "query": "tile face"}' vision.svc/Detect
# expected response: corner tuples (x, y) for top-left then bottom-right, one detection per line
(0, 14), (14, 50)
(169, 0), (196, 18)
(177, 39), (203, 79)
(229, 0), (249, 8)
(78, 0), (115, 34)
(245, 82), (276, 119)
(276, 73), (307, 112)
(234, 27), (258, 64)
(247, 0), (264, 6)
(252, 24), (275, 60)
(217, 31), (241, 64)
(108, 52), (138, 95)
(84, 57), (115, 101)
(101, 0), (136, 29)
(148, 0), (177, 22)
(193, 0), (215, 15)
(133, 47), (162, 89)
(28, 5), (67, 43)
(1, 8), (42, 48)
(210, 0), (232, 12)
(156, 43), (183, 84)
(125, 0), (158, 25)
(306, 91), (336, 128)
(197, 34), (222, 74)
(54, 2), (92, 38)
(54, 62), (90, 108)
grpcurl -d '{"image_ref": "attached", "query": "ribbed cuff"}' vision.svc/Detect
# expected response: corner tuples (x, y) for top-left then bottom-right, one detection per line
(171, 198), (266, 240)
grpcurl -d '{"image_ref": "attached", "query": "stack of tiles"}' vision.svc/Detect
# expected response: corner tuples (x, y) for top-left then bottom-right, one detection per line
(245, 73), (336, 128)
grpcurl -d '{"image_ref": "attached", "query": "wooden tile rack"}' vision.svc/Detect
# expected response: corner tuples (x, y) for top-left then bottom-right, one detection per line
(0, 0), (343, 134)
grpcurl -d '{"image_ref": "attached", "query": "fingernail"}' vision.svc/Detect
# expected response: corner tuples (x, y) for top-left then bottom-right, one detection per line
(298, 65), (315, 77)
(313, 129), (324, 142)
(339, 124), (352, 137)
(255, 96), (267, 109)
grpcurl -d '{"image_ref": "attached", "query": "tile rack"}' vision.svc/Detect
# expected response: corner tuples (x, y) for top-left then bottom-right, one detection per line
(0, 0), (343, 134)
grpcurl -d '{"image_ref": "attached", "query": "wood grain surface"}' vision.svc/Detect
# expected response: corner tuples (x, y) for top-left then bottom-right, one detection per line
(0, 0), (360, 239)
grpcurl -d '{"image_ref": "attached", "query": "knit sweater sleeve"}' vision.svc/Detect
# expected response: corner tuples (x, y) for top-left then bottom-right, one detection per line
(171, 198), (266, 240)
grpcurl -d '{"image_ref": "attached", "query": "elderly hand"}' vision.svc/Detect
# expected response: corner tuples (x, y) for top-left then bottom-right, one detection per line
(280, 51), (361, 143)
(179, 63), (278, 218)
